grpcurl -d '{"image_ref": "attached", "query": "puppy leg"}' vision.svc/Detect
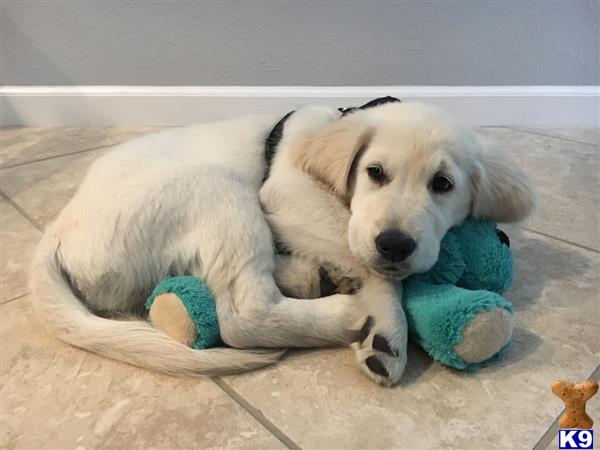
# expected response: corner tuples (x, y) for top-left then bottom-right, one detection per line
(272, 255), (405, 385)
(273, 254), (362, 299)
(273, 254), (322, 299)
(217, 264), (368, 348)
(217, 276), (364, 349)
(351, 277), (408, 386)
(218, 267), (407, 385)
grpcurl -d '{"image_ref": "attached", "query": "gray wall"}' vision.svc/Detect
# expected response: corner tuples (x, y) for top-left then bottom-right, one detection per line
(2, 1), (598, 86)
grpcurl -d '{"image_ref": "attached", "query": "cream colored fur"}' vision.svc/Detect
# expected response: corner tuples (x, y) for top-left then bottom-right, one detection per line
(291, 118), (374, 200)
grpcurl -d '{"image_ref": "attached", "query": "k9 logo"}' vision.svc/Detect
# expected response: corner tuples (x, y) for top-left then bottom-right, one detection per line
(559, 429), (594, 449)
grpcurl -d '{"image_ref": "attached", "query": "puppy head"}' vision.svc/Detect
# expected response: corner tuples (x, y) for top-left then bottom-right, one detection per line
(292, 102), (537, 279)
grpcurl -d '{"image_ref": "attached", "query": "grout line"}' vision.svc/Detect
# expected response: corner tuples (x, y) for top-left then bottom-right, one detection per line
(498, 126), (599, 147)
(212, 377), (302, 450)
(532, 412), (564, 450)
(0, 292), (29, 306)
(0, 190), (43, 232)
(531, 363), (600, 450)
(518, 226), (600, 254)
(0, 143), (116, 170)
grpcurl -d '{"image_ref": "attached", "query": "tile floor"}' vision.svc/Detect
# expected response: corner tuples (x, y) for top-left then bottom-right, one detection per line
(0, 126), (598, 450)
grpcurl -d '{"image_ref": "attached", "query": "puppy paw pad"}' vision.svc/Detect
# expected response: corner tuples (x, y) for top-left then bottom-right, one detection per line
(366, 355), (389, 378)
(372, 334), (398, 356)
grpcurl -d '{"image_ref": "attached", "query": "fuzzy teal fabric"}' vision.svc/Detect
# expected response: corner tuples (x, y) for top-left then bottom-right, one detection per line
(453, 219), (513, 293)
(409, 231), (465, 285)
(401, 217), (515, 371)
(145, 276), (221, 349)
(401, 281), (513, 371)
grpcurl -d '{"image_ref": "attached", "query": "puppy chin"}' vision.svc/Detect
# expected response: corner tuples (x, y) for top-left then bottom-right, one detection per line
(408, 257), (438, 275)
(369, 262), (413, 280)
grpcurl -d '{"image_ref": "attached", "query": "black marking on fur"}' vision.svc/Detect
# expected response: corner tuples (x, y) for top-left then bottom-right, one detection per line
(318, 267), (337, 297)
(496, 229), (510, 247)
(358, 316), (374, 344)
(372, 334), (398, 356)
(358, 96), (402, 110)
(366, 355), (389, 378)
(274, 239), (292, 255)
(263, 110), (295, 181)
(339, 96), (401, 116)
(346, 138), (373, 198)
(338, 106), (359, 116)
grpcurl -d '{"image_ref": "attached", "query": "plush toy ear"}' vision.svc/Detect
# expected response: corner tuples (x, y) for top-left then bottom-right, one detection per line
(470, 145), (537, 223)
(291, 117), (374, 200)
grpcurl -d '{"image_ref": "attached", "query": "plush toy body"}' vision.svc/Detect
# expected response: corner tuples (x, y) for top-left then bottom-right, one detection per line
(146, 218), (515, 370)
(401, 219), (514, 371)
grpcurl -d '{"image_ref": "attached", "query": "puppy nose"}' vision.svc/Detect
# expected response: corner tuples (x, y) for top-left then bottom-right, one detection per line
(375, 230), (416, 262)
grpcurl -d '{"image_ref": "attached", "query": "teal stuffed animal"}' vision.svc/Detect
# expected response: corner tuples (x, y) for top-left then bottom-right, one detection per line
(401, 218), (514, 371)
(146, 218), (515, 370)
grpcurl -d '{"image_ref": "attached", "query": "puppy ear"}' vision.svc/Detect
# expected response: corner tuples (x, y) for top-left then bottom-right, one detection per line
(291, 118), (373, 200)
(470, 146), (538, 222)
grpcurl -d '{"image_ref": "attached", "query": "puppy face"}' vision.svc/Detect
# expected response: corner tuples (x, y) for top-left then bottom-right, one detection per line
(293, 102), (537, 279)
(347, 118), (475, 277)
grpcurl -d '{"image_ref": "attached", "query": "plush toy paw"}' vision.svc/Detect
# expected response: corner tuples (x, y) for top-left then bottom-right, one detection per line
(146, 276), (221, 349)
(149, 292), (197, 347)
(453, 307), (513, 364)
(351, 316), (408, 386)
(402, 280), (514, 371)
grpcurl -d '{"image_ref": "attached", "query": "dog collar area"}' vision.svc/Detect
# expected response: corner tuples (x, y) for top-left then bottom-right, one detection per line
(262, 96), (401, 183)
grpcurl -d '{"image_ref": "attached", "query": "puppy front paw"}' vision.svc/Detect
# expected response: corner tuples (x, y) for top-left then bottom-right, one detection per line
(319, 267), (363, 296)
(351, 316), (407, 386)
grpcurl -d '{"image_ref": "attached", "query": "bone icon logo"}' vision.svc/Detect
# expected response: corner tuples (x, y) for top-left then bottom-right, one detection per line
(553, 380), (598, 450)
(552, 380), (598, 429)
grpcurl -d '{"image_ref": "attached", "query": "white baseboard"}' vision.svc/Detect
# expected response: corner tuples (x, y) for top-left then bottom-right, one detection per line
(1, 86), (598, 127)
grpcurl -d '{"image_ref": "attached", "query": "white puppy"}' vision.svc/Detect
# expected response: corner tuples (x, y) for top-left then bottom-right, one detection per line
(260, 102), (536, 382)
(31, 102), (536, 385)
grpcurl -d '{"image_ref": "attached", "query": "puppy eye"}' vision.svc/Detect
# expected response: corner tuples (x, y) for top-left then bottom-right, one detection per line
(367, 165), (385, 181)
(431, 173), (453, 193)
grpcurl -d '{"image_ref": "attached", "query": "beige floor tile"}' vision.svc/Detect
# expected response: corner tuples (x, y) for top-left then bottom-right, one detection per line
(509, 127), (600, 146)
(0, 297), (286, 450)
(477, 127), (600, 250)
(1, 148), (112, 228)
(223, 228), (600, 449)
(0, 199), (41, 303)
(0, 127), (161, 168)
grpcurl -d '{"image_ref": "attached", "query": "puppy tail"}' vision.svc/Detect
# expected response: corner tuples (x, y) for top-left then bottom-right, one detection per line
(29, 234), (285, 376)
